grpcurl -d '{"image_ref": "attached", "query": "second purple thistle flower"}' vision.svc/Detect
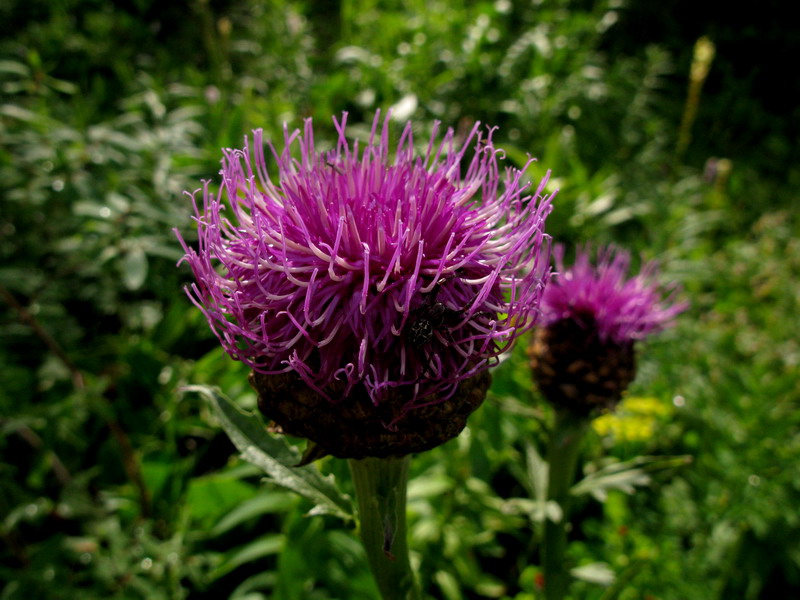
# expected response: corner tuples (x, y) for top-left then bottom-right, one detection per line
(177, 111), (554, 453)
(530, 244), (688, 413)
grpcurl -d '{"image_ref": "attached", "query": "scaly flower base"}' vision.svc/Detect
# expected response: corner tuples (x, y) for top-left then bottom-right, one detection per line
(529, 317), (635, 413)
(250, 370), (491, 459)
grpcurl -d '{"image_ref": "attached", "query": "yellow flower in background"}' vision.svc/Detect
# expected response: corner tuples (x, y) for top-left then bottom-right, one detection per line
(592, 396), (673, 442)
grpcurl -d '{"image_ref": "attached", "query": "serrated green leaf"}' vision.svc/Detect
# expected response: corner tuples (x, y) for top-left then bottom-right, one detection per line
(573, 468), (651, 502)
(185, 385), (353, 521)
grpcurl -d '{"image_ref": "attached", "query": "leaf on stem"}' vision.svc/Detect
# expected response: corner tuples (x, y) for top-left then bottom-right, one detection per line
(185, 385), (354, 521)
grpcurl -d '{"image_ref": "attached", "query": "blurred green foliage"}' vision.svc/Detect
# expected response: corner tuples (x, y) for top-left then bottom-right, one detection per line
(1, 0), (798, 598)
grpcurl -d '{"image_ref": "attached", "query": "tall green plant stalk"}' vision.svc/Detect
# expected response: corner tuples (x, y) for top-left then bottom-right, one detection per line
(542, 409), (591, 600)
(348, 456), (421, 600)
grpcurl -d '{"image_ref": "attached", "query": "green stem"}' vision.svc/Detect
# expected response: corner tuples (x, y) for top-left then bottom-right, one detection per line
(348, 456), (421, 600)
(542, 409), (591, 600)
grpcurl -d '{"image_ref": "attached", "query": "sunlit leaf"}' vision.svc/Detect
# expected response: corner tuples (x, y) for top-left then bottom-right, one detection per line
(0, 60), (29, 76)
(571, 562), (615, 586)
(435, 569), (463, 600)
(122, 246), (148, 291)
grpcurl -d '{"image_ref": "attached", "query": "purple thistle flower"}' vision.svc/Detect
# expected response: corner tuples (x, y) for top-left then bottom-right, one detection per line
(540, 244), (687, 345)
(176, 111), (553, 423)
(530, 244), (687, 413)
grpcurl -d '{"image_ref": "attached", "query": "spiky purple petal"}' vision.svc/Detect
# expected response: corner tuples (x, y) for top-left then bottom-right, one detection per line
(540, 244), (687, 345)
(176, 111), (553, 419)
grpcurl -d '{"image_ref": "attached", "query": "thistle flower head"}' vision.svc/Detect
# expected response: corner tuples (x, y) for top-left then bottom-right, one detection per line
(541, 244), (687, 345)
(176, 111), (553, 427)
(530, 244), (687, 413)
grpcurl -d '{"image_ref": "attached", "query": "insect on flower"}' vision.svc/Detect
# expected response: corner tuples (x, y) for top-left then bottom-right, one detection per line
(407, 277), (493, 348)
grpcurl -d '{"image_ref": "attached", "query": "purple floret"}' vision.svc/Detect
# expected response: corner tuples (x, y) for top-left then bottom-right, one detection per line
(540, 244), (687, 345)
(176, 111), (554, 417)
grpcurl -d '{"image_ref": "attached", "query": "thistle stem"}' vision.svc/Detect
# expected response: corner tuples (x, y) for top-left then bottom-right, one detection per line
(542, 409), (591, 600)
(348, 456), (421, 600)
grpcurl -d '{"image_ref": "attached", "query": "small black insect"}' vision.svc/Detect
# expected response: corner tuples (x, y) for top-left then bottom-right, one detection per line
(407, 280), (476, 347)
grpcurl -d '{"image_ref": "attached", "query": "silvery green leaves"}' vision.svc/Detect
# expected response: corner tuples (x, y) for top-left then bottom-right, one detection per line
(505, 442), (563, 524)
(506, 443), (690, 522)
(571, 455), (692, 502)
(185, 385), (353, 521)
